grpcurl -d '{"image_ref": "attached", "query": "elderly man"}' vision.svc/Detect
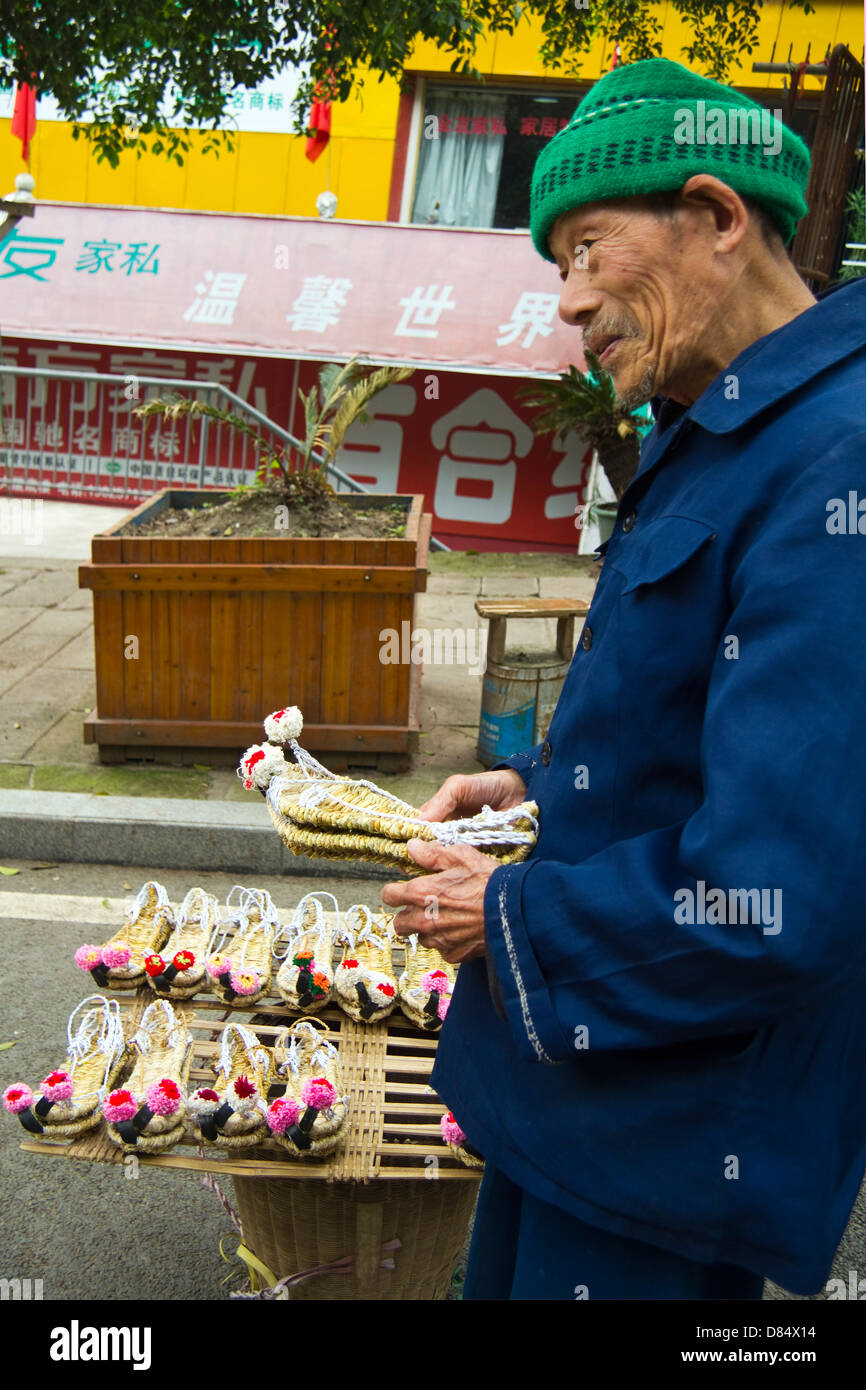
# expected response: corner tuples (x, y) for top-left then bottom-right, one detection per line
(382, 57), (866, 1301)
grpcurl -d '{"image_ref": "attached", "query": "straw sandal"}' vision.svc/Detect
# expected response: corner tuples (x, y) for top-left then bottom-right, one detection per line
(204, 886), (279, 1006)
(238, 706), (539, 874)
(3, 995), (126, 1139)
(266, 1018), (348, 1157)
(102, 999), (193, 1154)
(274, 891), (340, 1012)
(334, 906), (398, 1023)
(74, 881), (174, 991)
(441, 1111), (484, 1170)
(398, 935), (456, 1032)
(189, 1022), (274, 1149)
(144, 887), (220, 999)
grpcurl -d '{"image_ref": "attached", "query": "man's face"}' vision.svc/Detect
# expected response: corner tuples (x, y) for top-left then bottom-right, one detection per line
(548, 198), (711, 409)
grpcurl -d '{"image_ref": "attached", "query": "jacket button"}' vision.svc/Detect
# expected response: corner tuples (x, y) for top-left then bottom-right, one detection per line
(541, 740), (552, 765)
(622, 512), (636, 533)
(581, 625), (593, 651)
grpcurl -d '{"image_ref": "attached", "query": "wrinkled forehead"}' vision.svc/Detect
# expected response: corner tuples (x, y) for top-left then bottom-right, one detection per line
(547, 196), (654, 258)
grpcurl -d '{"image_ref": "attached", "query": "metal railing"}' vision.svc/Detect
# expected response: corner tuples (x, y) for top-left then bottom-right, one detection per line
(0, 365), (449, 549)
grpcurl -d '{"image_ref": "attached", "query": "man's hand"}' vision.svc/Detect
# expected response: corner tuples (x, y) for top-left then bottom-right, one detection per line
(381, 839), (500, 964)
(415, 767), (528, 823)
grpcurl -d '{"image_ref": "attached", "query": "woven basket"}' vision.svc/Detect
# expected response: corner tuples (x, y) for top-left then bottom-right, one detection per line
(232, 1174), (478, 1301)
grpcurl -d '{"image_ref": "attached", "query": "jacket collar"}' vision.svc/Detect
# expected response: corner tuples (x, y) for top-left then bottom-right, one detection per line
(631, 278), (865, 489)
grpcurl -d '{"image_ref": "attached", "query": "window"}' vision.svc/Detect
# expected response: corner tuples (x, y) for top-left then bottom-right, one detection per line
(411, 83), (582, 230)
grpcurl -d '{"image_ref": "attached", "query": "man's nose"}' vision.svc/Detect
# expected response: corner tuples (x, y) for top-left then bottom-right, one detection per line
(558, 278), (600, 329)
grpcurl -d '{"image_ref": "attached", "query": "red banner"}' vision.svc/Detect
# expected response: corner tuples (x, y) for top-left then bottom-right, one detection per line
(1, 338), (593, 552)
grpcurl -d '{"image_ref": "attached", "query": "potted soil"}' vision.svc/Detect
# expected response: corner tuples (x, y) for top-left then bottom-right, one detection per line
(78, 361), (432, 771)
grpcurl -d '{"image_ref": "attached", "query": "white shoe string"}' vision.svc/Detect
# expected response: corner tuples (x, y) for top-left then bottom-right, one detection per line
(125, 880), (170, 929)
(133, 999), (184, 1054)
(63, 995), (124, 1103)
(217, 1023), (270, 1083)
(343, 905), (393, 954)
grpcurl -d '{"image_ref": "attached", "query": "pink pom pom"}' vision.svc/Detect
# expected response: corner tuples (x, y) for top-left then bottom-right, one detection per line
(441, 1112), (466, 1146)
(40, 1071), (74, 1103)
(267, 1096), (301, 1135)
(206, 954), (232, 980)
(3, 1083), (34, 1114)
(103, 1089), (137, 1124)
(101, 942), (131, 969)
(301, 1077), (337, 1111)
(437, 993), (451, 1022)
(421, 969), (449, 993)
(75, 944), (103, 972)
(145, 1078), (182, 1117)
(229, 969), (260, 997)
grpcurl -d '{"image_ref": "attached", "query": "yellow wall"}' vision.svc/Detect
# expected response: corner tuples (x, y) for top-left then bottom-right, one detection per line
(2, 1), (861, 220)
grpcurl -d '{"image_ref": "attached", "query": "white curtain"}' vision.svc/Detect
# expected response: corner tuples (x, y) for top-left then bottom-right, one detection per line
(412, 92), (507, 228)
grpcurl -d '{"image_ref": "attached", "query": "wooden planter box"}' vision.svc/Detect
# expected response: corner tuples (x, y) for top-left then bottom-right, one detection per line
(79, 489), (431, 770)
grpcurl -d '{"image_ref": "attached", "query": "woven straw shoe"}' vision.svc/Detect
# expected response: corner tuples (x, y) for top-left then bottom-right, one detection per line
(190, 1022), (274, 1150)
(266, 1019), (348, 1157)
(3, 995), (126, 1140)
(274, 891), (339, 1012)
(74, 881), (174, 991)
(145, 887), (220, 999)
(102, 999), (193, 1154)
(334, 906), (398, 1023)
(204, 886), (279, 1006)
(398, 935), (456, 1032)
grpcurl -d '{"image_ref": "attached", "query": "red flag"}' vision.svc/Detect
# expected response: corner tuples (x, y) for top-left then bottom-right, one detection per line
(305, 92), (331, 162)
(11, 82), (37, 163)
(608, 43), (622, 71)
(306, 26), (337, 163)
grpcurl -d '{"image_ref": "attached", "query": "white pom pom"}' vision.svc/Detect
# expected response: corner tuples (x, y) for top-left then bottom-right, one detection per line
(237, 742), (287, 790)
(264, 706), (304, 742)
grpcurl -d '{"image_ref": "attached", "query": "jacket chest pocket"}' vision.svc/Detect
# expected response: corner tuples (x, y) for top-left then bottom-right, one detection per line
(601, 516), (722, 744)
(605, 515), (717, 596)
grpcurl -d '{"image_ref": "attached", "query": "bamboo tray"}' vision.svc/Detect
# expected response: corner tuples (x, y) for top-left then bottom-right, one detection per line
(19, 936), (476, 1184)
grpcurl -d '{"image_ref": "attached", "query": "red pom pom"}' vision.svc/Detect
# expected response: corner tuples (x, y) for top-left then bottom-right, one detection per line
(144, 954), (166, 977)
(234, 1075), (257, 1099)
(342, 958), (359, 970)
(377, 982), (396, 997)
(197, 1088), (219, 1103)
(173, 950), (195, 971)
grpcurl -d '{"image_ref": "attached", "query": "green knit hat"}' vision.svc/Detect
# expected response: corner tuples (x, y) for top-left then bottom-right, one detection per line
(530, 57), (810, 259)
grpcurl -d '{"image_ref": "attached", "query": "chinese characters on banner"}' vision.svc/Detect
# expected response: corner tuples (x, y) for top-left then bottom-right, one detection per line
(0, 203), (585, 375)
(1, 339), (593, 552)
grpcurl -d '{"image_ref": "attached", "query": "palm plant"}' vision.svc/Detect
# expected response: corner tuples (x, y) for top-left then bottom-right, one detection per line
(517, 349), (643, 499)
(135, 356), (414, 500)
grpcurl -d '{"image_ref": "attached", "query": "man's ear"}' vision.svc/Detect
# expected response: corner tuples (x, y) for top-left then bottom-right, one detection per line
(677, 175), (749, 253)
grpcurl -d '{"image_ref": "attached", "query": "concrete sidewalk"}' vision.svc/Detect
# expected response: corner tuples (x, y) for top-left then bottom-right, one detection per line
(0, 500), (599, 868)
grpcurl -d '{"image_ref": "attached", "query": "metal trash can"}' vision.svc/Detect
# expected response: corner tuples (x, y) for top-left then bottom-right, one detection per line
(474, 599), (589, 767)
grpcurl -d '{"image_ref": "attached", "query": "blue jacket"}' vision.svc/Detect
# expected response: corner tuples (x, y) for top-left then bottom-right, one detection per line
(431, 278), (866, 1295)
